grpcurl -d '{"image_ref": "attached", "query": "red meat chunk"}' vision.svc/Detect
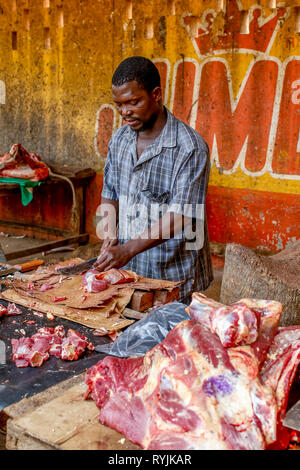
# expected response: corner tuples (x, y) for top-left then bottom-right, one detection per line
(60, 329), (89, 361)
(6, 303), (22, 316)
(82, 270), (107, 293)
(95, 268), (135, 285)
(0, 304), (8, 317)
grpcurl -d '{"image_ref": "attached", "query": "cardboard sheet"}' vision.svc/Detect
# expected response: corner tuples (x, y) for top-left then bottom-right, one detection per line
(13, 275), (132, 309)
(1, 289), (134, 331)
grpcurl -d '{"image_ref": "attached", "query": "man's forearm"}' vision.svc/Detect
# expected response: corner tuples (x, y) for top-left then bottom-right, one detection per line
(96, 197), (119, 240)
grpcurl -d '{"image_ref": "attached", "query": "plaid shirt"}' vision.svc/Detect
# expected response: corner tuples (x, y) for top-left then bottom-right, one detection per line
(101, 108), (213, 301)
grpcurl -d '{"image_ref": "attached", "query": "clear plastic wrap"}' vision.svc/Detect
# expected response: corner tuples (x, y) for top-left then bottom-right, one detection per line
(95, 301), (190, 357)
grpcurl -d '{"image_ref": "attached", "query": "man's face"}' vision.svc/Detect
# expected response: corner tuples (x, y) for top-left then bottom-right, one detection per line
(112, 80), (162, 132)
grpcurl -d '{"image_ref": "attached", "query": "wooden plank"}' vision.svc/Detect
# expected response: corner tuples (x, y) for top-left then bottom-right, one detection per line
(6, 381), (140, 450)
(5, 234), (89, 261)
(153, 287), (179, 305)
(3, 374), (84, 424)
(123, 307), (148, 320)
(129, 290), (154, 312)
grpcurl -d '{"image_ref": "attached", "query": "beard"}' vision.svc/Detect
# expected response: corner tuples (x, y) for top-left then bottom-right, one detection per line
(135, 112), (159, 132)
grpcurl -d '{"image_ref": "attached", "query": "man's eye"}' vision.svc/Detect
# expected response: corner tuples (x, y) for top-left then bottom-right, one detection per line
(131, 100), (138, 105)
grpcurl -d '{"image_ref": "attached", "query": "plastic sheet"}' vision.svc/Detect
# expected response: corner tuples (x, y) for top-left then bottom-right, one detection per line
(95, 301), (190, 357)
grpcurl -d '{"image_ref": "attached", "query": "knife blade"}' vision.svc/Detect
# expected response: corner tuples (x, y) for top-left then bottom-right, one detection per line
(283, 399), (300, 431)
(0, 259), (44, 277)
(57, 257), (98, 275)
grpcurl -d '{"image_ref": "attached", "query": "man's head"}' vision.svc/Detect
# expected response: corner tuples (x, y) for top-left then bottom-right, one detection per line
(111, 56), (164, 132)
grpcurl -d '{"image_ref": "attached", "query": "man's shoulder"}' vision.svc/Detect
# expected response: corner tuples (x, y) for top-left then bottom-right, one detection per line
(170, 112), (208, 153)
(110, 124), (130, 144)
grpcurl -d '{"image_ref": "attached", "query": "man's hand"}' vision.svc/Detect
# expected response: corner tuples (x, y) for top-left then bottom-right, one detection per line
(94, 243), (134, 272)
(99, 237), (118, 255)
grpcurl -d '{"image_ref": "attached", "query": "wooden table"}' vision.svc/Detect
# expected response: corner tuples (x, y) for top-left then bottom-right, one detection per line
(0, 166), (96, 239)
(3, 374), (140, 450)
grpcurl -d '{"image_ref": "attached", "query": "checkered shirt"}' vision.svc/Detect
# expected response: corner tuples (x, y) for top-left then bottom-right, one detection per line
(101, 108), (213, 300)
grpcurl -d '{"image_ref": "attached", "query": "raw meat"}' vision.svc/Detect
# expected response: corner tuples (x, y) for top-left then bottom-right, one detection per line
(0, 304), (8, 316)
(0, 143), (49, 181)
(11, 326), (93, 368)
(82, 270), (108, 293)
(5, 303), (22, 316)
(40, 283), (54, 292)
(51, 296), (67, 302)
(84, 294), (300, 450)
(11, 334), (52, 368)
(188, 293), (282, 351)
(95, 268), (136, 285)
(7, 302), (23, 315)
(60, 329), (90, 361)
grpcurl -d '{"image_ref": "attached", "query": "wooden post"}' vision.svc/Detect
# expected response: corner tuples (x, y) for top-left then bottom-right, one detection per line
(220, 241), (300, 326)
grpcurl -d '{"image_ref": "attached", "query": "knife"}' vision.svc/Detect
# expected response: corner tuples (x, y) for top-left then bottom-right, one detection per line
(0, 259), (44, 277)
(283, 399), (300, 431)
(58, 230), (119, 276)
(57, 257), (98, 275)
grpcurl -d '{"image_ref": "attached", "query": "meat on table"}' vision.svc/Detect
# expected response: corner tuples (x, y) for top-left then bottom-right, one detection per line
(84, 293), (300, 450)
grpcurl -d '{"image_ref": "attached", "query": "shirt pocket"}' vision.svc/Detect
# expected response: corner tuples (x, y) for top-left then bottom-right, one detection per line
(141, 188), (171, 204)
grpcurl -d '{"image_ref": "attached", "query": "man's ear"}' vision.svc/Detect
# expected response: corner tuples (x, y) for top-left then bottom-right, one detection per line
(151, 86), (162, 103)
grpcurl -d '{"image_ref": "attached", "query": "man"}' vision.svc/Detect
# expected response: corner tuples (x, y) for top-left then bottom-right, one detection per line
(94, 56), (213, 304)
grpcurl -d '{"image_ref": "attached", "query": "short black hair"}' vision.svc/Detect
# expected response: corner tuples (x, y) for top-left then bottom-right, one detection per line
(112, 56), (161, 93)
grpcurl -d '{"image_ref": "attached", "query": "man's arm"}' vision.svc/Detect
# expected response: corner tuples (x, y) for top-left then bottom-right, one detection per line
(96, 197), (119, 254)
(94, 145), (209, 272)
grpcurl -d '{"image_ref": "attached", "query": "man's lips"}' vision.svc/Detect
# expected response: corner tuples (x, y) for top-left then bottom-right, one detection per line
(124, 118), (140, 125)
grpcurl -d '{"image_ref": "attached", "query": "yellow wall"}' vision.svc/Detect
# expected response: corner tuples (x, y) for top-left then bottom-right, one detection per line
(0, 1), (300, 250)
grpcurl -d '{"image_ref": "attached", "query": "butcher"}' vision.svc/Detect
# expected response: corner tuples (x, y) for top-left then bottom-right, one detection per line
(94, 56), (213, 304)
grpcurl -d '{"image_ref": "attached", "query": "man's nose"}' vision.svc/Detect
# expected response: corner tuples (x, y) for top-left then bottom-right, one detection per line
(122, 106), (132, 116)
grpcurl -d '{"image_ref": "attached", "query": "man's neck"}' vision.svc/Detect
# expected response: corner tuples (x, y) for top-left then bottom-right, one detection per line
(138, 106), (167, 141)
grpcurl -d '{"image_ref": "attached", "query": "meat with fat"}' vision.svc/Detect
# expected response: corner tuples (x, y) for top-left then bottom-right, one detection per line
(6, 303), (22, 316)
(82, 270), (108, 293)
(95, 268), (136, 285)
(60, 329), (89, 361)
(0, 143), (49, 181)
(84, 294), (300, 450)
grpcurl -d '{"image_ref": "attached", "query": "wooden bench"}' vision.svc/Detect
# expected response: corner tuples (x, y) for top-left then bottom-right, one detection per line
(0, 166), (96, 239)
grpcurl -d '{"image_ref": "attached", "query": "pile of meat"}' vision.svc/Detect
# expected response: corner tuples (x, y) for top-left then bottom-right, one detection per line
(84, 293), (300, 450)
(11, 326), (94, 368)
(0, 143), (49, 181)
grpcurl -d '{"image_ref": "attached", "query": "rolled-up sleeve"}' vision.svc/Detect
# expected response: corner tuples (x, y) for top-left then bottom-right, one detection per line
(101, 145), (118, 201)
(168, 148), (210, 219)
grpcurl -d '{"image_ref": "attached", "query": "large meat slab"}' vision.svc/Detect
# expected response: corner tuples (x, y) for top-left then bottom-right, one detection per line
(84, 293), (300, 450)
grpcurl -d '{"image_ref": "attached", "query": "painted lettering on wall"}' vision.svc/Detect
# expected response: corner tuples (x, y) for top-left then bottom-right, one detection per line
(94, 2), (300, 181)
